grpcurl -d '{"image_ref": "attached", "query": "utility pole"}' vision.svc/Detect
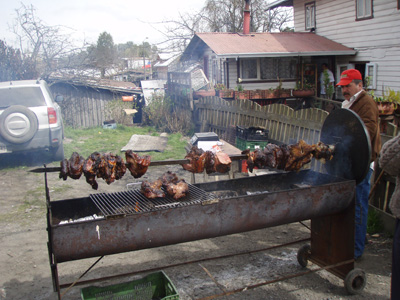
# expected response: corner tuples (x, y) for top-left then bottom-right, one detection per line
(143, 37), (148, 80)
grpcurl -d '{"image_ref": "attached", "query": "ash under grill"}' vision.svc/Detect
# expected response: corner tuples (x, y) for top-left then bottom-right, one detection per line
(90, 183), (217, 217)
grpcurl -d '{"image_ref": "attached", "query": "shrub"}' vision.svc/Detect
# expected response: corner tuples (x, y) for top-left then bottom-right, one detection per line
(143, 93), (194, 135)
(367, 209), (384, 234)
(104, 98), (134, 125)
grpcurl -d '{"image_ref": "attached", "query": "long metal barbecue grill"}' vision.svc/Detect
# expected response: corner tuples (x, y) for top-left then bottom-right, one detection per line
(90, 184), (218, 217)
(43, 109), (371, 298)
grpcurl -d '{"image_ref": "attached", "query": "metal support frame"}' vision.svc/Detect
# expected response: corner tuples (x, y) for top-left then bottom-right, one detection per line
(310, 198), (355, 279)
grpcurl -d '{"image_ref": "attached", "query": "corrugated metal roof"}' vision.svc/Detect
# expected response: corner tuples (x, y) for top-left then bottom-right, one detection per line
(49, 75), (141, 94)
(186, 32), (356, 58)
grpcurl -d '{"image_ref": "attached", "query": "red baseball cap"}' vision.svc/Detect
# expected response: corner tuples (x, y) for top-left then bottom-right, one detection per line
(336, 69), (362, 86)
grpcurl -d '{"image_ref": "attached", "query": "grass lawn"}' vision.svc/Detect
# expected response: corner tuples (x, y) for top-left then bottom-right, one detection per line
(63, 125), (189, 161)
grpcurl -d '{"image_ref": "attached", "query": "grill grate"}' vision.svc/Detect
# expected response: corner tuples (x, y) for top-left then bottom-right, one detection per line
(90, 184), (217, 218)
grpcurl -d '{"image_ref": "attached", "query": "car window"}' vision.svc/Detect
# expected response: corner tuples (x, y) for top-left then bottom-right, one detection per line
(0, 87), (47, 108)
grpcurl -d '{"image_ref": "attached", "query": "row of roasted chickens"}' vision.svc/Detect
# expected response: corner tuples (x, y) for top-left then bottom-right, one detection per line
(59, 139), (334, 199)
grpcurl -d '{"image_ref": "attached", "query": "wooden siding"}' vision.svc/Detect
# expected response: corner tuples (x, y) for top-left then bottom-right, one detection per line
(293, 0), (400, 95)
(50, 83), (131, 128)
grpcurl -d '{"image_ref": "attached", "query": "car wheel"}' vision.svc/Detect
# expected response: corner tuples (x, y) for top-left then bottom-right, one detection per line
(0, 105), (38, 144)
(51, 144), (65, 161)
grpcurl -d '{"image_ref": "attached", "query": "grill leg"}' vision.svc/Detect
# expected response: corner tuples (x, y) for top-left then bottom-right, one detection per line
(48, 241), (61, 299)
(309, 196), (355, 279)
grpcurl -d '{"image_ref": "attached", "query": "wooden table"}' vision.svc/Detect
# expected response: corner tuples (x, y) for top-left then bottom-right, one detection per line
(187, 139), (243, 183)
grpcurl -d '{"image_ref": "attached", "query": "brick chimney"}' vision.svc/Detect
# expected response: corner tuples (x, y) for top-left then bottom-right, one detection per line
(243, 0), (251, 34)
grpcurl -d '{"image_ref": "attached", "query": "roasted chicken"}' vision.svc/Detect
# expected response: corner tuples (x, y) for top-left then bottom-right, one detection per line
(164, 179), (189, 200)
(140, 179), (165, 199)
(125, 150), (151, 178)
(160, 170), (179, 185)
(182, 146), (207, 173)
(242, 140), (334, 172)
(59, 158), (69, 180)
(59, 151), (127, 190)
(140, 171), (189, 200)
(83, 152), (103, 190)
(97, 153), (126, 184)
(182, 146), (232, 174)
(59, 152), (85, 180)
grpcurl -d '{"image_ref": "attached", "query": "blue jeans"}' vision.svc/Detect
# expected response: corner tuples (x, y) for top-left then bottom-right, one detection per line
(355, 168), (372, 259)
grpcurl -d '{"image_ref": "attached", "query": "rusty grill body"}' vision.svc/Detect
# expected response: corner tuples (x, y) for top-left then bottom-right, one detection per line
(48, 170), (354, 263)
(44, 109), (371, 298)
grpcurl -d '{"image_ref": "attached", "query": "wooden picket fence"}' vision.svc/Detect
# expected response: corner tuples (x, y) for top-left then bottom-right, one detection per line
(194, 96), (329, 171)
(195, 96), (328, 144)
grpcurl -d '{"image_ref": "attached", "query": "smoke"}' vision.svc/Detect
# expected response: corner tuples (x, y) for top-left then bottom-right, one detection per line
(321, 120), (354, 180)
(0, 151), (54, 169)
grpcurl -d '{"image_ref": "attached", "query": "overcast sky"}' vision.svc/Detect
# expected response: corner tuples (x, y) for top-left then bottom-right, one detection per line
(0, 0), (205, 50)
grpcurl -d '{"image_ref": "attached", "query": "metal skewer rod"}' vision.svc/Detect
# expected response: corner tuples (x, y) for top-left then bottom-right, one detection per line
(28, 154), (248, 173)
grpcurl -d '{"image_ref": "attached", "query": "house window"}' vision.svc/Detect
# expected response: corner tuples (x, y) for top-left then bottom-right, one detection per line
(305, 2), (316, 30)
(365, 63), (377, 89)
(240, 57), (297, 81)
(356, 0), (373, 20)
(260, 57), (297, 80)
(241, 58), (258, 79)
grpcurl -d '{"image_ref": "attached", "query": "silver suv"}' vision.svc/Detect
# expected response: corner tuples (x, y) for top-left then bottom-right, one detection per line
(0, 80), (65, 161)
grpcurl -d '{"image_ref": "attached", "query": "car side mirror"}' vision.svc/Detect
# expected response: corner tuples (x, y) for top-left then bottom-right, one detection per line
(55, 95), (64, 103)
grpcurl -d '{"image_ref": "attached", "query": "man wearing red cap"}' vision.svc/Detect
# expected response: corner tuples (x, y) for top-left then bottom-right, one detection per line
(336, 69), (381, 261)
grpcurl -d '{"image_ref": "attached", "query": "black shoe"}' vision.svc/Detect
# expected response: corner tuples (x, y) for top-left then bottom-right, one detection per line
(355, 255), (363, 262)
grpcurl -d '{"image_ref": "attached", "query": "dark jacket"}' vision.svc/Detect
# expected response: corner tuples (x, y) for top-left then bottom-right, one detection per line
(349, 91), (381, 162)
(378, 134), (400, 218)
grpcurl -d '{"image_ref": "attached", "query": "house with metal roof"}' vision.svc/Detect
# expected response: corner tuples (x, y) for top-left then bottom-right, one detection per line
(181, 31), (355, 95)
(266, 0), (400, 98)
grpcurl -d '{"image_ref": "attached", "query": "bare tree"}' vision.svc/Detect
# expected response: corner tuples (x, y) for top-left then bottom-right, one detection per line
(10, 3), (88, 79)
(158, 0), (293, 56)
(155, 11), (207, 56)
(202, 0), (245, 33)
(0, 39), (37, 81)
(252, 2), (293, 32)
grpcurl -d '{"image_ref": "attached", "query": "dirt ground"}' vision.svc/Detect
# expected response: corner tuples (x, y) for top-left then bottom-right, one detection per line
(0, 154), (393, 300)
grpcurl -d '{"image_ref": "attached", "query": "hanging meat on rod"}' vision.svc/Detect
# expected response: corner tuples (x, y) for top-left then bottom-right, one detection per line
(140, 171), (189, 200)
(83, 152), (103, 190)
(59, 151), (127, 190)
(242, 140), (334, 173)
(182, 146), (207, 173)
(98, 153), (127, 184)
(82, 152), (127, 189)
(125, 150), (151, 178)
(59, 152), (85, 180)
(182, 146), (232, 174)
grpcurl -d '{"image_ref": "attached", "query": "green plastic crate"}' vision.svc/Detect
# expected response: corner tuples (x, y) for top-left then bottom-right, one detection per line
(81, 271), (179, 300)
(236, 137), (269, 151)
